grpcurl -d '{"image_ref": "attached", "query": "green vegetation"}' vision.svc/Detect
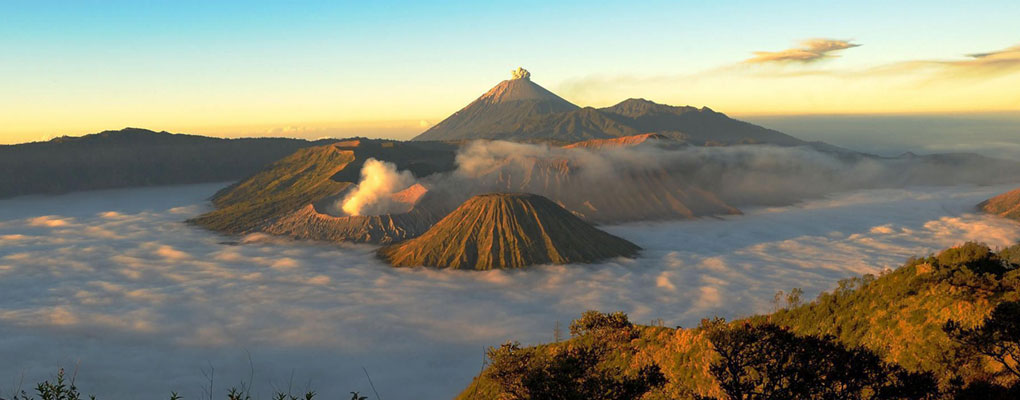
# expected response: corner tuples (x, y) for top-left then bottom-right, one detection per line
(944, 301), (1020, 397)
(766, 241), (1020, 387)
(483, 311), (666, 400)
(704, 321), (937, 399)
(3, 368), (370, 400)
(459, 242), (1020, 399)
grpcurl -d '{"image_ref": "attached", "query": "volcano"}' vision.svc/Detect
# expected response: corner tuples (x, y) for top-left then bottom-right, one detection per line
(377, 193), (640, 270)
(412, 68), (806, 145)
(414, 67), (580, 141)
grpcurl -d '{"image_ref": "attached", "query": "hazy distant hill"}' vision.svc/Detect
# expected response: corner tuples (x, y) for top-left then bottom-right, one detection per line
(0, 128), (331, 199)
(599, 98), (805, 146)
(413, 68), (805, 146)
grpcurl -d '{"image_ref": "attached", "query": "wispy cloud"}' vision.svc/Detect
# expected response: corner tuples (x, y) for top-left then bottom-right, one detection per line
(555, 40), (1020, 113)
(745, 39), (861, 64)
(875, 44), (1020, 78)
(960, 44), (1020, 71)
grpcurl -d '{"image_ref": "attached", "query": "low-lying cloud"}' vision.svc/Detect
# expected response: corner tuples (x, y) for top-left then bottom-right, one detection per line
(1, 182), (1019, 398)
(745, 38), (861, 64)
(412, 141), (1020, 215)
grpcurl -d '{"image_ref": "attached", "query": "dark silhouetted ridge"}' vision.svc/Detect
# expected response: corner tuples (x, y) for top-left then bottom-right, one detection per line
(0, 127), (328, 198)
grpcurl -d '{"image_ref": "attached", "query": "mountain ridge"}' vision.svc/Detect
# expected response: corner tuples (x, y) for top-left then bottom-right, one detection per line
(0, 127), (331, 199)
(412, 68), (806, 145)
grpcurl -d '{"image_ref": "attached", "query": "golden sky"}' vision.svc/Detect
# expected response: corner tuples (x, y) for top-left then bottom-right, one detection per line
(2, 2), (1018, 144)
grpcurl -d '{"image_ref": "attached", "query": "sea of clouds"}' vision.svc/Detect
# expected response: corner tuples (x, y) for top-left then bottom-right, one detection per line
(2, 182), (1020, 399)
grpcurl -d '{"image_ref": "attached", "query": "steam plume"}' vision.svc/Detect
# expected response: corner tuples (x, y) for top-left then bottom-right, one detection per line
(340, 158), (416, 216)
(427, 140), (1020, 216)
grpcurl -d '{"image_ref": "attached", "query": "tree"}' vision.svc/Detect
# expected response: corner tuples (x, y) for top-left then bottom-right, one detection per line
(944, 301), (1020, 380)
(997, 244), (1020, 269)
(569, 310), (632, 337)
(786, 288), (804, 308)
(936, 242), (1004, 275)
(486, 312), (665, 400)
(706, 322), (936, 400)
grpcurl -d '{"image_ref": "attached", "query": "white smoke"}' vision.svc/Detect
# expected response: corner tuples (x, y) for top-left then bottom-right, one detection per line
(438, 140), (1020, 210)
(339, 158), (416, 216)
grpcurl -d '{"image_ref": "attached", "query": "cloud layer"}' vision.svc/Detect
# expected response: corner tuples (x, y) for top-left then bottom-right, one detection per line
(1, 183), (1019, 399)
(745, 38), (861, 64)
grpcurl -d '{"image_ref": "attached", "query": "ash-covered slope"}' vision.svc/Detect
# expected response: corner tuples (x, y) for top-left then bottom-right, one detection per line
(980, 187), (1020, 221)
(414, 68), (580, 141)
(263, 184), (449, 244)
(563, 133), (670, 150)
(378, 193), (640, 270)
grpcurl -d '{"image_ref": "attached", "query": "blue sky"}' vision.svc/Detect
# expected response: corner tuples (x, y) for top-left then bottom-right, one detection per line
(1, 0), (1018, 142)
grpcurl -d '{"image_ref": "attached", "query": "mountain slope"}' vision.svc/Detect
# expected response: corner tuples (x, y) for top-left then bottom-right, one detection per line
(457, 242), (1020, 399)
(414, 68), (580, 141)
(378, 193), (640, 270)
(980, 187), (1020, 221)
(497, 106), (640, 141)
(0, 128), (327, 199)
(189, 143), (357, 233)
(562, 133), (670, 150)
(191, 139), (458, 238)
(412, 69), (808, 145)
(599, 98), (806, 146)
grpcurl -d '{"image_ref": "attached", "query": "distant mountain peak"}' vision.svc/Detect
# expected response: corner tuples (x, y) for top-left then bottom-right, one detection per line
(477, 71), (571, 105)
(603, 98), (697, 117)
(511, 67), (531, 80)
(412, 69), (579, 141)
(413, 69), (805, 146)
